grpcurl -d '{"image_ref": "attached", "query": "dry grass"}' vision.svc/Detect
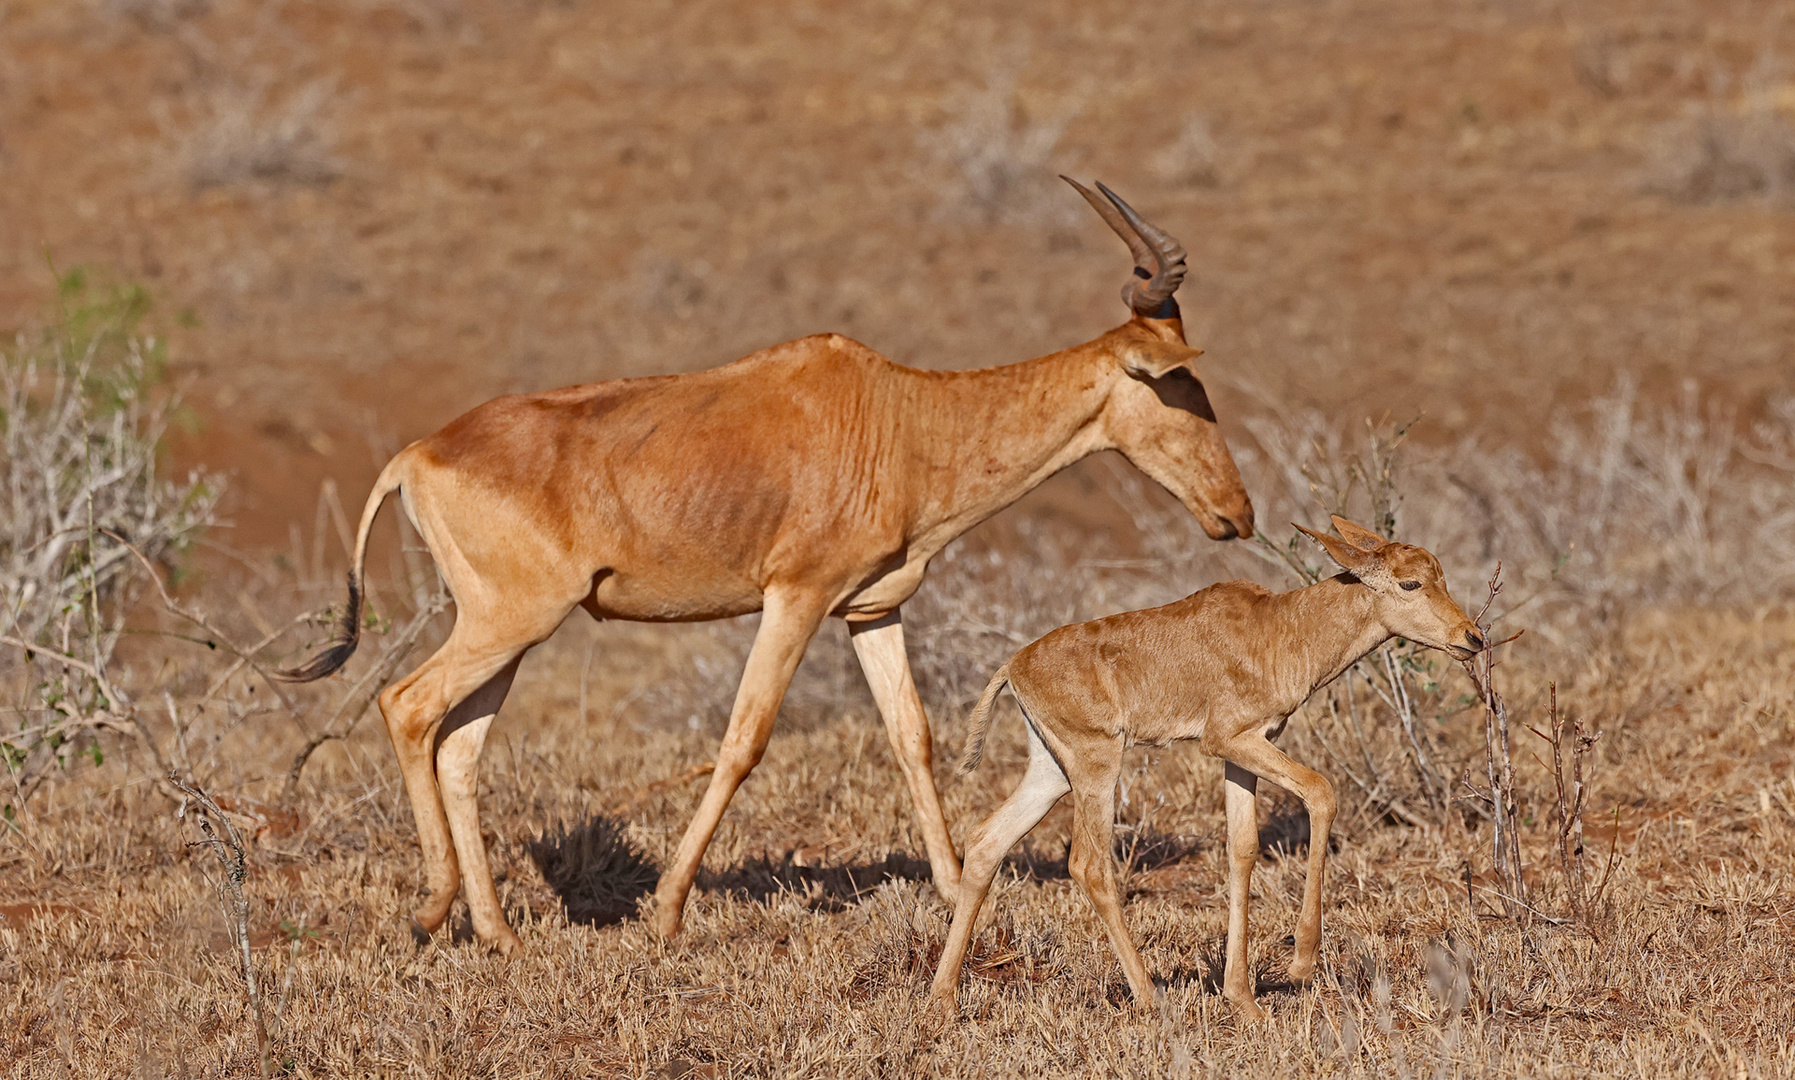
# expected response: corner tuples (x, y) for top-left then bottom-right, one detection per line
(2, 0), (1794, 1075)
(2, 610), (1794, 1077)
(2, 387), (1793, 1076)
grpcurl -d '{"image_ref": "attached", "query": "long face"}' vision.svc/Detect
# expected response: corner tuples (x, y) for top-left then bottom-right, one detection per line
(1105, 360), (1255, 540)
(1366, 543), (1485, 659)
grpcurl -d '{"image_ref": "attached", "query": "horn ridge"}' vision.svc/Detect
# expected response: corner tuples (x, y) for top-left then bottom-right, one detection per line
(1061, 175), (1153, 270)
(1093, 181), (1188, 316)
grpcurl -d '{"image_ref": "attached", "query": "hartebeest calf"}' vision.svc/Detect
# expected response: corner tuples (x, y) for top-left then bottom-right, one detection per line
(279, 180), (1254, 953)
(930, 517), (1484, 1018)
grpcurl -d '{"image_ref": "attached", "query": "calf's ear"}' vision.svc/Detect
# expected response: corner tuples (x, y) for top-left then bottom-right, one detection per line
(1295, 521), (1396, 589)
(1329, 515), (1387, 552)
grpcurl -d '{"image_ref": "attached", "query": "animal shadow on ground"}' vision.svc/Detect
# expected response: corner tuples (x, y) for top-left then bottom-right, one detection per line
(1161, 940), (1305, 1002)
(1000, 823), (1204, 883)
(699, 849), (936, 913)
(527, 815), (661, 928)
(1259, 800), (1317, 858)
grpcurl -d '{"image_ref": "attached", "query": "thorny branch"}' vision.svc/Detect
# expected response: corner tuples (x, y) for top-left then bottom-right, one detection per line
(172, 774), (273, 1079)
(1458, 564), (1530, 923)
(282, 583), (450, 801)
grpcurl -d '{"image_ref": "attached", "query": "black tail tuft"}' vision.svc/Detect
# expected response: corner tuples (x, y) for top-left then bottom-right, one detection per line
(275, 574), (363, 682)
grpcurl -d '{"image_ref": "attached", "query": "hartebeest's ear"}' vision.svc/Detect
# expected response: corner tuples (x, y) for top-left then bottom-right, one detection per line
(1294, 521), (1396, 588)
(1330, 515), (1387, 552)
(1120, 339), (1203, 379)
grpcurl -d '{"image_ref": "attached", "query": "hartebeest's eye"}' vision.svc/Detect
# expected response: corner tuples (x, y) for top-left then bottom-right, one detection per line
(1399, 580), (1422, 591)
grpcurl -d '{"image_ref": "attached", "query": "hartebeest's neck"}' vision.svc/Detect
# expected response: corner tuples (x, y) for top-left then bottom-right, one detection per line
(901, 322), (1176, 550)
(1261, 574), (1392, 705)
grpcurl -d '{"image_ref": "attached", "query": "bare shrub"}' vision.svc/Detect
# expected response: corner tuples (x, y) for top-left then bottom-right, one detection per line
(1218, 379), (1795, 631)
(1645, 108), (1795, 204)
(179, 77), (344, 190)
(0, 270), (221, 799)
(918, 57), (1082, 226)
(90, 0), (211, 31)
(1636, 45), (1795, 204)
(172, 776), (273, 1079)
(1150, 115), (1222, 188)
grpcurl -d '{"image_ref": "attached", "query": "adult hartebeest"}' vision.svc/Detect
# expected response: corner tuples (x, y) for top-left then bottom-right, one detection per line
(931, 518), (1485, 1019)
(280, 179), (1254, 953)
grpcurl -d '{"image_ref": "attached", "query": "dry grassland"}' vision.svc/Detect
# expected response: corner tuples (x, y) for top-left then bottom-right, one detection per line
(3, 606), (1794, 1077)
(2, 0), (1794, 1077)
(5, 393), (1794, 1077)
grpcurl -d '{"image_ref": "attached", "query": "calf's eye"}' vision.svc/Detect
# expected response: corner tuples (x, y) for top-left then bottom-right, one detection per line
(1399, 580), (1422, 591)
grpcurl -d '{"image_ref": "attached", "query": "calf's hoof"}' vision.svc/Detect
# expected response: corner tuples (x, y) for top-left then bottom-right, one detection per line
(1286, 958), (1317, 986)
(411, 894), (454, 937)
(489, 927), (525, 957)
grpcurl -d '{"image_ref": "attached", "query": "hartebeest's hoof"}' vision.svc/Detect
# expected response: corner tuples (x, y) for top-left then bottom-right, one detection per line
(925, 992), (960, 1026)
(652, 901), (685, 940)
(1286, 959), (1317, 986)
(491, 929), (525, 957)
(1226, 994), (1268, 1022)
(409, 917), (434, 946)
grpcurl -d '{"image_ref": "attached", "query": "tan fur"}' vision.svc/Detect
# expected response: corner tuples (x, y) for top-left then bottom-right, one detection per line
(930, 517), (1483, 1019)
(284, 193), (1256, 951)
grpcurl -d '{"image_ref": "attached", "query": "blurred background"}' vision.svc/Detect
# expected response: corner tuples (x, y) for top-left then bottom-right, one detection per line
(3, 0), (1790, 548)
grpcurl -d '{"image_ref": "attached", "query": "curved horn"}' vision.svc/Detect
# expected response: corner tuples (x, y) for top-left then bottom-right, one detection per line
(1095, 181), (1188, 317)
(1061, 175), (1153, 272)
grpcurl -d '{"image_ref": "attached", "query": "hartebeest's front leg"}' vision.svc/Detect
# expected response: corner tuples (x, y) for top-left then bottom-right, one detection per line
(848, 611), (962, 901)
(653, 589), (830, 938)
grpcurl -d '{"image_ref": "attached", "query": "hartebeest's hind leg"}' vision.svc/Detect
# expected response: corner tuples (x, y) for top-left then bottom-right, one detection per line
(434, 657), (524, 951)
(849, 612), (962, 901)
(379, 599), (567, 952)
(653, 588), (832, 937)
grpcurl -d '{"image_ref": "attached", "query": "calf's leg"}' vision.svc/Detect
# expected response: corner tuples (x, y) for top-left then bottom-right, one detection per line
(1221, 761), (1266, 1018)
(1063, 740), (1156, 1003)
(929, 718), (1069, 1006)
(1225, 737), (1337, 987)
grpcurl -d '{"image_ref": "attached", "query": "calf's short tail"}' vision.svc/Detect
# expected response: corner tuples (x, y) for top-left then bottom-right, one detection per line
(956, 661), (1013, 774)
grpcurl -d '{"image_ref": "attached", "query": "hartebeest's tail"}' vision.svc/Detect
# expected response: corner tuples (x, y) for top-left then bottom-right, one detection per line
(275, 454), (409, 682)
(956, 661), (1013, 774)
